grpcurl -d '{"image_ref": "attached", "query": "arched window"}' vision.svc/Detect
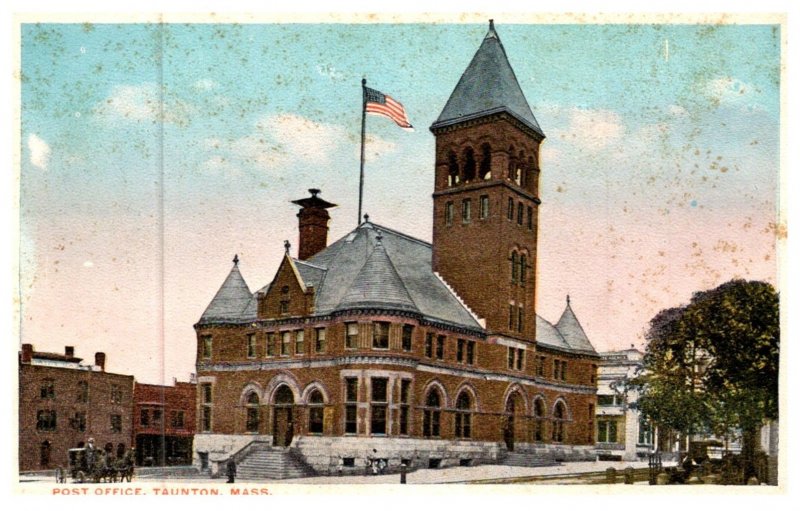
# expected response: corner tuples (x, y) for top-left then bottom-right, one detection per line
(245, 391), (260, 433)
(463, 147), (476, 182)
(479, 143), (492, 180)
(511, 252), (519, 283)
(422, 389), (442, 438)
(454, 392), (472, 439)
(519, 254), (527, 286)
(553, 401), (566, 443)
(307, 389), (324, 434)
(448, 151), (460, 187)
(515, 151), (525, 186)
(533, 398), (546, 442)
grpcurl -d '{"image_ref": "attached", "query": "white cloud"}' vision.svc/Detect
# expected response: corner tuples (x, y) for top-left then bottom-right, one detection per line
(28, 133), (51, 170)
(202, 114), (397, 176)
(93, 83), (193, 126)
(193, 78), (217, 91)
(549, 107), (625, 151)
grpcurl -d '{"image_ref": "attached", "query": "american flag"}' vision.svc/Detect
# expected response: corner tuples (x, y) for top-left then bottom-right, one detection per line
(364, 86), (414, 131)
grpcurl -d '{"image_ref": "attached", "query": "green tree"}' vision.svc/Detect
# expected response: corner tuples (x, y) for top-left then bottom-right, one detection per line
(634, 280), (779, 475)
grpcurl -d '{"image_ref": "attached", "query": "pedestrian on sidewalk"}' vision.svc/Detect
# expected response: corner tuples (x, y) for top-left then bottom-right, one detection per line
(226, 459), (237, 483)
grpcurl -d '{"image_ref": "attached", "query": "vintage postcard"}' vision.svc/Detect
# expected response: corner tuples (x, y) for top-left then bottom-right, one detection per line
(8, 5), (792, 503)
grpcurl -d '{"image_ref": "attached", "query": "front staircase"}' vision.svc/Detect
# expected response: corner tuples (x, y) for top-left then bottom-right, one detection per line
(501, 451), (559, 468)
(236, 444), (315, 480)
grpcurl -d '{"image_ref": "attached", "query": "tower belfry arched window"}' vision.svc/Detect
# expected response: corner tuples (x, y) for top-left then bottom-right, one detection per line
(520, 253), (527, 286)
(479, 143), (492, 180)
(463, 147), (476, 182)
(448, 151), (460, 187)
(510, 251), (518, 283)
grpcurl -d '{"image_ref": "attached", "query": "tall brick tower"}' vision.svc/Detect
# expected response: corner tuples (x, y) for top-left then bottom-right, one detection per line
(430, 20), (544, 341)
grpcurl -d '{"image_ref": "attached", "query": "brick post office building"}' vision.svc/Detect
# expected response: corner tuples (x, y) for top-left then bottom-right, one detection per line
(193, 22), (600, 476)
(18, 344), (134, 472)
(133, 380), (196, 467)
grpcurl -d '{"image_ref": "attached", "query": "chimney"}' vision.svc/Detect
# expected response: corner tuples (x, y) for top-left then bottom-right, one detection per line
(95, 352), (106, 371)
(65, 346), (75, 358)
(291, 189), (337, 260)
(21, 344), (33, 363)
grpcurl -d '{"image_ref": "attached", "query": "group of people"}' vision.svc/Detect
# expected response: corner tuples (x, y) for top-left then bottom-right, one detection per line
(81, 438), (136, 482)
(365, 449), (387, 476)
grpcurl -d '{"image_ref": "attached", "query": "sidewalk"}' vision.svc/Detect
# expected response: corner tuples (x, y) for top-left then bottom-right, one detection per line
(21, 460), (670, 485)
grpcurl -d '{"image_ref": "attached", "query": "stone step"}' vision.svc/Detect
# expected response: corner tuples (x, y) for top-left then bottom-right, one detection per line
(235, 446), (315, 480)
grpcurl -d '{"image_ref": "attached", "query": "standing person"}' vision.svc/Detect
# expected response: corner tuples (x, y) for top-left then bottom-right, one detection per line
(226, 458), (237, 483)
(85, 438), (96, 468)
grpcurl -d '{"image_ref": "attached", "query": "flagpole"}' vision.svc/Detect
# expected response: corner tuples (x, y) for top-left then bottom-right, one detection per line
(358, 78), (367, 226)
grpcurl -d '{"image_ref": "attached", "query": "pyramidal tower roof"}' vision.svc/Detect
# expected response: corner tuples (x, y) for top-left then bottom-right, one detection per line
(555, 296), (597, 354)
(431, 20), (544, 137)
(200, 255), (253, 322)
(336, 231), (419, 312)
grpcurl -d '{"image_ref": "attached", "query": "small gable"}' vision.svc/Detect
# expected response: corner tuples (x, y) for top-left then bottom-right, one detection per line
(258, 254), (315, 319)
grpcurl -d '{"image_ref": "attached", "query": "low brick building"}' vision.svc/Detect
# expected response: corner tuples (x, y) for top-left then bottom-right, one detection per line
(18, 344), (134, 472)
(133, 380), (196, 466)
(193, 21), (600, 477)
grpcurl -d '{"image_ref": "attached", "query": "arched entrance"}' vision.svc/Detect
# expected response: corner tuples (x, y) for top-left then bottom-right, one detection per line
(272, 385), (295, 447)
(504, 392), (525, 451)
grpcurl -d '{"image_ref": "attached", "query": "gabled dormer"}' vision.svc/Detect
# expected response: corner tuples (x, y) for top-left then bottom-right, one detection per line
(257, 247), (316, 319)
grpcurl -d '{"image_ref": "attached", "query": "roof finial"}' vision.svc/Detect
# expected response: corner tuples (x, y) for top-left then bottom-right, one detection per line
(233, 254), (239, 266)
(363, 213), (370, 224)
(284, 240), (291, 254)
(566, 294), (571, 305)
(308, 188), (320, 198)
(489, 19), (495, 30)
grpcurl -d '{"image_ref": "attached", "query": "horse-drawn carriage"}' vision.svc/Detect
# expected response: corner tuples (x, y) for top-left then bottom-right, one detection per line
(66, 447), (135, 483)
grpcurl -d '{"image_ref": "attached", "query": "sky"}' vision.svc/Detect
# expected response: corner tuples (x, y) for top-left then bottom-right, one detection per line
(16, 18), (783, 384)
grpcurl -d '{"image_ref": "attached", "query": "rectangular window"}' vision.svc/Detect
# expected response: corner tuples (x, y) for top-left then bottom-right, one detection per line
(345, 378), (358, 434)
(461, 198), (472, 222)
(436, 335), (445, 360)
(346, 323), (359, 350)
(373, 322), (390, 349)
(466, 340), (475, 365)
(597, 394), (615, 406)
(508, 348), (524, 370)
(590, 364), (597, 384)
(598, 420), (618, 443)
(267, 332), (277, 356)
(527, 206), (533, 230)
(36, 410), (57, 431)
(517, 202), (524, 225)
(279, 300), (289, 314)
(507, 197), (514, 220)
(295, 330), (305, 355)
(201, 335), (212, 359)
(537, 356), (546, 377)
(399, 379), (411, 435)
(153, 409), (162, 427)
(315, 327), (327, 353)
(639, 418), (653, 445)
(518, 306), (524, 332)
(457, 339), (465, 363)
(70, 411), (86, 432)
(479, 195), (489, 219)
(247, 333), (257, 358)
(281, 331), (291, 356)
(110, 414), (122, 433)
(200, 383), (212, 432)
(554, 360), (561, 380)
(401, 324), (413, 352)
(140, 409), (150, 426)
(445, 201), (454, 226)
(370, 378), (388, 435)
(425, 332), (434, 358)
(110, 384), (122, 404)
(509, 304), (515, 330)
(560, 360), (567, 381)
(76, 381), (89, 403)
(171, 410), (185, 429)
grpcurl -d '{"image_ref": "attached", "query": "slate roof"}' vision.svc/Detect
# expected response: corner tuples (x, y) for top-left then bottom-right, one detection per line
(198, 228), (595, 355)
(430, 21), (544, 137)
(308, 222), (481, 329)
(199, 262), (253, 322)
(555, 298), (598, 354)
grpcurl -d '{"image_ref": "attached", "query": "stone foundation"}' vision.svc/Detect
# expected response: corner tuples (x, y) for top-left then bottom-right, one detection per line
(194, 434), (597, 477)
